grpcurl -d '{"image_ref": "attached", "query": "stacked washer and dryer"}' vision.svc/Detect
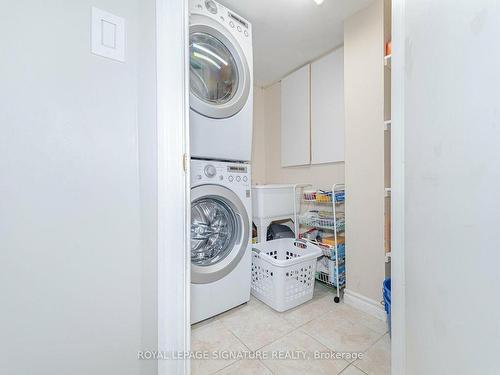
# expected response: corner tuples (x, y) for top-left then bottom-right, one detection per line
(189, 0), (254, 324)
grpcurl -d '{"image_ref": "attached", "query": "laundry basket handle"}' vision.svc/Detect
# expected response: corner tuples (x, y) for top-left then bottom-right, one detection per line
(251, 246), (277, 263)
(251, 247), (261, 254)
(293, 238), (308, 248)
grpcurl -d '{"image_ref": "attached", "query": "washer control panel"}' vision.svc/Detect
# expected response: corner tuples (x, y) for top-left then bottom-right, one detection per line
(191, 159), (251, 187)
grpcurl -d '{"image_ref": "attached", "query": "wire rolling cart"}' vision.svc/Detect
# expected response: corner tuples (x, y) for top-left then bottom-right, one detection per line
(297, 184), (346, 303)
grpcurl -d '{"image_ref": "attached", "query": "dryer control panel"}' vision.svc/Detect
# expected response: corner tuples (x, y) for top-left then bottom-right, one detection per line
(191, 159), (251, 188)
(190, 0), (252, 38)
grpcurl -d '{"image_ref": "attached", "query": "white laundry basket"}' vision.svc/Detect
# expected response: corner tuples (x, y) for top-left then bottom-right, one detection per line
(251, 238), (323, 312)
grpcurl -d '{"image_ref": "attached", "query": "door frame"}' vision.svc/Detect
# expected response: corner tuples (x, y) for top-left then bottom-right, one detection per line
(155, 0), (407, 373)
(391, 0), (406, 373)
(157, 0), (190, 374)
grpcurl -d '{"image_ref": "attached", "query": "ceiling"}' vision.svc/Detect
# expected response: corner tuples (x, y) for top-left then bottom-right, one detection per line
(218, 0), (373, 86)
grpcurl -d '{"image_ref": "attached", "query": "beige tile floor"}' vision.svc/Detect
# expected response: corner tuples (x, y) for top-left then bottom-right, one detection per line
(191, 283), (390, 375)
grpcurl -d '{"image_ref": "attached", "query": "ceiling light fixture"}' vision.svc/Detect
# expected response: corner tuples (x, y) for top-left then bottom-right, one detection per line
(313, 0), (324, 5)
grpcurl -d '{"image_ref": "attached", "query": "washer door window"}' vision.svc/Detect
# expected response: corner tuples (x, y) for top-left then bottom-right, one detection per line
(189, 15), (250, 119)
(191, 185), (249, 284)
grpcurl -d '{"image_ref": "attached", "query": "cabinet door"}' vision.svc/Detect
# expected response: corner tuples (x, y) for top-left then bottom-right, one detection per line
(311, 47), (345, 164)
(281, 65), (310, 167)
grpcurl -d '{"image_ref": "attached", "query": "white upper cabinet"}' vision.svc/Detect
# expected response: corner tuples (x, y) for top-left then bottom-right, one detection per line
(311, 47), (345, 164)
(281, 65), (311, 167)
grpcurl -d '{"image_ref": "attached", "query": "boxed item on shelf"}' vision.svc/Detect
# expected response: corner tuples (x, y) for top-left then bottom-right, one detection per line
(303, 189), (345, 203)
(303, 190), (317, 201)
(316, 256), (346, 287)
(330, 243), (345, 262)
(334, 190), (345, 202)
(316, 190), (332, 203)
(322, 234), (344, 247)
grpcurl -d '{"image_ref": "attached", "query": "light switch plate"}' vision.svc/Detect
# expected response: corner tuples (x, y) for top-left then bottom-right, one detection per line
(91, 7), (125, 62)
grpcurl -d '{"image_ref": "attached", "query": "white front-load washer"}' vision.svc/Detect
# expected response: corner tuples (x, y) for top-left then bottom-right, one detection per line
(189, 0), (253, 162)
(190, 158), (252, 323)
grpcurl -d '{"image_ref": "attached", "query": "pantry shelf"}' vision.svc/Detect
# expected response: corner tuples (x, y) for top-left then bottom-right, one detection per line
(298, 184), (346, 303)
(299, 216), (345, 232)
(302, 198), (344, 205)
(302, 190), (345, 204)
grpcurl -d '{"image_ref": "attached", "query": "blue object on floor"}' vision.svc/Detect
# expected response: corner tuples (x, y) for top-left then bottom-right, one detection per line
(383, 278), (391, 336)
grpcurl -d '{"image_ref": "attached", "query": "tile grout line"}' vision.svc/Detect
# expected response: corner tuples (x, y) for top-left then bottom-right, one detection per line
(352, 319), (388, 338)
(218, 302), (343, 374)
(212, 320), (277, 375)
(361, 331), (389, 354)
(253, 306), (330, 351)
(351, 332), (391, 374)
(202, 291), (386, 375)
(216, 300), (325, 359)
(258, 358), (276, 375)
(298, 329), (352, 373)
(331, 303), (389, 337)
(216, 301), (295, 351)
(193, 317), (255, 375)
(352, 363), (370, 374)
(220, 313), (278, 375)
(213, 294), (341, 373)
(193, 320), (241, 375)
(338, 363), (368, 375)
(296, 310), (387, 367)
(206, 324), (267, 375)
(218, 293), (355, 353)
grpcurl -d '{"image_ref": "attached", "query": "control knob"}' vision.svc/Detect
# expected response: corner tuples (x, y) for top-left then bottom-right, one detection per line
(204, 165), (217, 178)
(205, 0), (218, 14)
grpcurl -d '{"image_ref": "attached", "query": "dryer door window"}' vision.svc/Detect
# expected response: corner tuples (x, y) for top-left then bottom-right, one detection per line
(190, 32), (239, 106)
(189, 15), (251, 119)
(190, 185), (249, 284)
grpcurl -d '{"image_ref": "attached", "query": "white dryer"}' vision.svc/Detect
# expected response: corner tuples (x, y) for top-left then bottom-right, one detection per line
(189, 0), (253, 162)
(190, 159), (252, 323)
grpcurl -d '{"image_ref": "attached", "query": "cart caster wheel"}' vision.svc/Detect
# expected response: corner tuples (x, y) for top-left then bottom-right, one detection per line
(334, 296), (340, 303)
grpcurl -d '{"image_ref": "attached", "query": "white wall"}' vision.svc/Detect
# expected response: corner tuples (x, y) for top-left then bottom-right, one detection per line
(252, 2), (386, 311)
(137, 1), (158, 374)
(251, 86), (267, 184)
(0, 1), (156, 374)
(403, 2), (500, 374)
(252, 83), (345, 189)
(344, 0), (386, 303)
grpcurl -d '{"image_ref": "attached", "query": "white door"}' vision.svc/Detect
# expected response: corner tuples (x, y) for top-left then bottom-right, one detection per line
(281, 65), (311, 167)
(311, 47), (345, 164)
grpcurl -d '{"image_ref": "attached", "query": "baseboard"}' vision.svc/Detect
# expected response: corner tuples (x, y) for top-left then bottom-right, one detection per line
(344, 288), (386, 321)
